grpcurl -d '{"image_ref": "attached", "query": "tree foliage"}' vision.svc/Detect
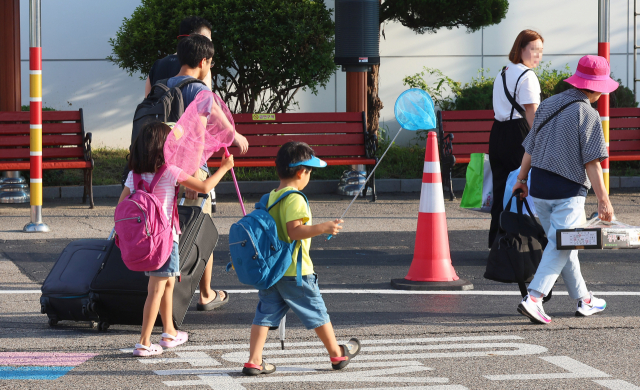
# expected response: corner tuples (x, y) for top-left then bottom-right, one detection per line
(108, 0), (337, 113)
(380, 0), (509, 34)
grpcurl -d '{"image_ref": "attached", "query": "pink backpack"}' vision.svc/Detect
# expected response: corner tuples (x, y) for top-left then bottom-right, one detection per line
(114, 165), (179, 272)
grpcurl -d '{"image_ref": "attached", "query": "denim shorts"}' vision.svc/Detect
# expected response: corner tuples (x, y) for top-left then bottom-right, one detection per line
(145, 242), (180, 277)
(253, 273), (330, 330)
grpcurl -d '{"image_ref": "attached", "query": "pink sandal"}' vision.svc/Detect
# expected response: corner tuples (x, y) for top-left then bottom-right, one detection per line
(159, 330), (188, 348)
(133, 343), (163, 357)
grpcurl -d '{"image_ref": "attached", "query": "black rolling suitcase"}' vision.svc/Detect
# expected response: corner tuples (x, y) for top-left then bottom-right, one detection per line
(89, 194), (217, 331)
(40, 239), (113, 327)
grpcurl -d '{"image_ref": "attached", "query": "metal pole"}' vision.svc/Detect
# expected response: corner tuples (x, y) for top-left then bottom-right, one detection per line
(598, 0), (611, 194)
(635, 0), (638, 102)
(24, 0), (49, 233)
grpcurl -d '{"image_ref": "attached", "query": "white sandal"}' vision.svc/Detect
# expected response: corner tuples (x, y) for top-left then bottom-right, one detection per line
(133, 343), (163, 357)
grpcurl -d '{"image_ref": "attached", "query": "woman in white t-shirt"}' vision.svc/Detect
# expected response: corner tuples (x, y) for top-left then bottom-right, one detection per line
(488, 29), (544, 247)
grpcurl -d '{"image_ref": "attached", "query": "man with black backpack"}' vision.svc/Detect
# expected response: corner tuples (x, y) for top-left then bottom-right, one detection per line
(130, 32), (242, 312)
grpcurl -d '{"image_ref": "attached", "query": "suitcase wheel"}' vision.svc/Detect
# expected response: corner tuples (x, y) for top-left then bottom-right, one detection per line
(88, 302), (97, 313)
(40, 304), (47, 315)
(48, 318), (58, 327)
(98, 321), (110, 332)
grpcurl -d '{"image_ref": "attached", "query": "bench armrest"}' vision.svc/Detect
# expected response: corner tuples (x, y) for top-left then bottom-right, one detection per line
(83, 132), (92, 162)
(365, 132), (377, 159)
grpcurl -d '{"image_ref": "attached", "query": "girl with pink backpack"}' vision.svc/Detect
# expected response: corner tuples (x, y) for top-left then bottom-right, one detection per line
(117, 121), (233, 357)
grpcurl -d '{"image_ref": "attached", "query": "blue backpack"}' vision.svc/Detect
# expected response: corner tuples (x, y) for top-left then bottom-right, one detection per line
(227, 190), (308, 290)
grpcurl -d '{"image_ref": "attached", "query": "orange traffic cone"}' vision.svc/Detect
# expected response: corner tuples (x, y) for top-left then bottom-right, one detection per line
(391, 131), (473, 290)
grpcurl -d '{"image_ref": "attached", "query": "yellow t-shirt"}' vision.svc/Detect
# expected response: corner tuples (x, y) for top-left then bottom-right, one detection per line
(268, 187), (313, 276)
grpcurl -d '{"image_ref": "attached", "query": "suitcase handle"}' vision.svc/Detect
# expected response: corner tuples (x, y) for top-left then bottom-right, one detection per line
(178, 192), (209, 208)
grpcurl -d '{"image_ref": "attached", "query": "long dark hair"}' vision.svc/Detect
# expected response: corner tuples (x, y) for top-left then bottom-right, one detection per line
(128, 121), (171, 174)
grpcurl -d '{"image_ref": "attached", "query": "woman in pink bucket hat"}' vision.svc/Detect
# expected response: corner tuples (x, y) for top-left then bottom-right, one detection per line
(512, 55), (617, 325)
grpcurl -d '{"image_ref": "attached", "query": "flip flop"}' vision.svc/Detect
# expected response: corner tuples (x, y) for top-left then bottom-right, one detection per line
(196, 290), (230, 311)
(242, 359), (276, 376)
(330, 338), (361, 370)
(159, 330), (188, 348)
(133, 343), (163, 357)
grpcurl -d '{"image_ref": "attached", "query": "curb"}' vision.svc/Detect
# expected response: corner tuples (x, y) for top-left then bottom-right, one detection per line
(40, 176), (638, 199)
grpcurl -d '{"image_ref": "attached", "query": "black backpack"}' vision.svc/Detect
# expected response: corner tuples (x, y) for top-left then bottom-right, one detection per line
(129, 77), (205, 145)
(122, 77), (205, 187)
(485, 189), (553, 302)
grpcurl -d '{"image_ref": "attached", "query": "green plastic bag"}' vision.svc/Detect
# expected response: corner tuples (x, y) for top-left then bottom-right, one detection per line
(460, 153), (493, 212)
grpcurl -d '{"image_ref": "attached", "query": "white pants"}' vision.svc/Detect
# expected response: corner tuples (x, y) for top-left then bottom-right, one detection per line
(527, 196), (589, 300)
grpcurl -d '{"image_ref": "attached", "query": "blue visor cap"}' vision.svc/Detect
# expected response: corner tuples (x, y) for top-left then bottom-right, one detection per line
(289, 156), (327, 168)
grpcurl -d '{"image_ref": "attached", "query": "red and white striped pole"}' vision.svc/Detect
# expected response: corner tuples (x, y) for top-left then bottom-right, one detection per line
(598, 0), (610, 194)
(391, 131), (471, 290)
(24, 0), (49, 232)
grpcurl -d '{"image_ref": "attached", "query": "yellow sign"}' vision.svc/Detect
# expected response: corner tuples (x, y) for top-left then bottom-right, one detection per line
(252, 113), (276, 121)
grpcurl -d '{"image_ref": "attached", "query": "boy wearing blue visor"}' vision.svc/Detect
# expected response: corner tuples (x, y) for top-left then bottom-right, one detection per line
(243, 141), (361, 375)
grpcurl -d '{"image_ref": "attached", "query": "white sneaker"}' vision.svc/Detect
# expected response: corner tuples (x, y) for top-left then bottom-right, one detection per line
(576, 292), (607, 317)
(517, 295), (552, 324)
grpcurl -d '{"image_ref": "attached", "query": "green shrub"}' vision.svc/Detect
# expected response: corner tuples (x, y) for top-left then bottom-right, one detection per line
(404, 62), (638, 112)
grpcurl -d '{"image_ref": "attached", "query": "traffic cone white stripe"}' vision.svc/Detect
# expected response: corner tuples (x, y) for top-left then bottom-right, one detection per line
(419, 183), (445, 213)
(423, 161), (441, 174)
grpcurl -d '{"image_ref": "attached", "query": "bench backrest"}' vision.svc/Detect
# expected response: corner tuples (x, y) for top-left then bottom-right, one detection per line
(0, 110), (86, 162)
(609, 108), (640, 160)
(208, 112), (368, 165)
(439, 107), (640, 163)
(438, 110), (493, 163)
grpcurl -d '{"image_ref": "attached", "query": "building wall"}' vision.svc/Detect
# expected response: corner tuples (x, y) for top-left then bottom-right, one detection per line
(19, 0), (637, 148)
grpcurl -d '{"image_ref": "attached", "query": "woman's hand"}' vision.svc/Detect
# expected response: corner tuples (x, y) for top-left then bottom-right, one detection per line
(221, 154), (234, 171)
(512, 182), (528, 199)
(598, 197), (614, 222)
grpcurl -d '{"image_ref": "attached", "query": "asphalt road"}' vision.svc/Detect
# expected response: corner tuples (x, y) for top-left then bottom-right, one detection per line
(1, 192), (640, 389)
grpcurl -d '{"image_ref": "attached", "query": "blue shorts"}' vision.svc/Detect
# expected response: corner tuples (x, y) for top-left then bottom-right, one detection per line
(145, 242), (180, 277)
(253, 273), (330, 330)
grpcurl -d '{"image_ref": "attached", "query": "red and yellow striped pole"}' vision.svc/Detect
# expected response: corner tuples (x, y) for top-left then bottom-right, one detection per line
(24, 0), (49, 232)
(598, 0), (610, 194)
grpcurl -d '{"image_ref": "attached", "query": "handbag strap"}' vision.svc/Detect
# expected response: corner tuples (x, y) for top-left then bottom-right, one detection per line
(501, 66), (530, 120)
(535, 100), (588, 134)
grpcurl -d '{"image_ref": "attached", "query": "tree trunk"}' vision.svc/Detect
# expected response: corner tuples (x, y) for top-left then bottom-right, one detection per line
(367, 64), (383, 142)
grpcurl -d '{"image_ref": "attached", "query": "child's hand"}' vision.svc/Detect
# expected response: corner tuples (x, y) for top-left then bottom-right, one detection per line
(221, 154), (234, 171)
(322, 219), (343, 235)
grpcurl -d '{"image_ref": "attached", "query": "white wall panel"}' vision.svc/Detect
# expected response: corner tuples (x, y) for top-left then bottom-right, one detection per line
(15, 0), (636, 148)
(21, 61), (146, 148)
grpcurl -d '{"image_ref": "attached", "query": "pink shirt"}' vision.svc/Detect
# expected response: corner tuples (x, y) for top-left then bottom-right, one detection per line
(125, 165), (189, 242)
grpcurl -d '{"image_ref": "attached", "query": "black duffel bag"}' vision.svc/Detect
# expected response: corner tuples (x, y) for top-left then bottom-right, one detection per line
(484, 189), (553, 302)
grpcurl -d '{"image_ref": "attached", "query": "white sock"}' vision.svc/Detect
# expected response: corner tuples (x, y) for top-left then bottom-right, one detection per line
(529, 290), (544, 299)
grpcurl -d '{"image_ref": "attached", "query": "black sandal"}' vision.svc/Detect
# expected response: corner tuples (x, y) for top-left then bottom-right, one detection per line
(242, 359), (276, 376)
(330, 338), (361, 370)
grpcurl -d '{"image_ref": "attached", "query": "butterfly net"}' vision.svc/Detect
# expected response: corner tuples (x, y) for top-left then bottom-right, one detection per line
(164, 91), (236, 176)
(394, 88), (436, 131)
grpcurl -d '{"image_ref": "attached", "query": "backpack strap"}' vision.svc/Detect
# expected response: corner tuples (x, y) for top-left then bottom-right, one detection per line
(148, 164), (168, 193)
(267, 190), (309, 287)
(149, 79), (170, 97)
(501, 66), (531, 120)
(174, 77), (206, 89)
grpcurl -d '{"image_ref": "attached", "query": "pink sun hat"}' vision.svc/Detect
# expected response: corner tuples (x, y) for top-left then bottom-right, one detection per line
(564, 55), (619, 93)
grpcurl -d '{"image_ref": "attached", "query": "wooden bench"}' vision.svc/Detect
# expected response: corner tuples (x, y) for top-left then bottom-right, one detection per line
(0, 109), (94, 207)
(206, 111), (378, 200)
(437, 108), (640, 200)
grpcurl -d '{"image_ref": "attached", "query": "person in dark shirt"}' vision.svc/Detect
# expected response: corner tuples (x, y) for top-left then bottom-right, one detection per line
(147, 20), (247, 311)
(145, 16), (211, 96)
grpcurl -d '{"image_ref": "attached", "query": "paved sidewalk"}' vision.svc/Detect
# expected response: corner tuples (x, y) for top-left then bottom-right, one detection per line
(2, 190), (640, 241)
